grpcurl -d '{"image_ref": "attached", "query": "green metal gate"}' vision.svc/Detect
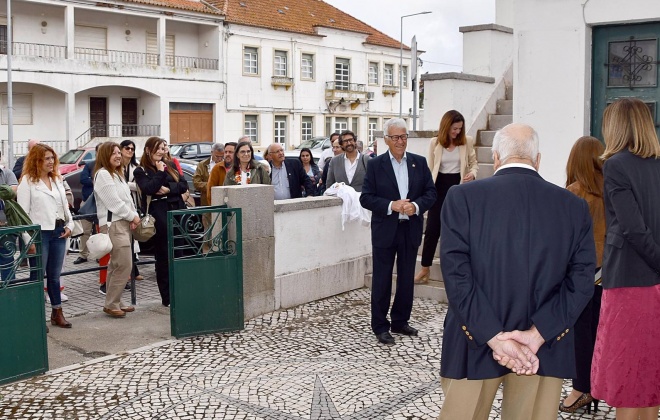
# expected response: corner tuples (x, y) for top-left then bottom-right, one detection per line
(168, 206), (243, 338)
(0, 225), (48, 385)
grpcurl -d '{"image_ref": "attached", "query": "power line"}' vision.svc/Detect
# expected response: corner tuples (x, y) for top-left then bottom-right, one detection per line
(422, 60), (462, 67)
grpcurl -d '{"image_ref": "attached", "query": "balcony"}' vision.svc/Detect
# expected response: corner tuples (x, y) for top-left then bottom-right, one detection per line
(271, 76), (294, 90)
(325, 81), (368, 102)
(0, 42), (218, 70)
(382, 85), (399, 96)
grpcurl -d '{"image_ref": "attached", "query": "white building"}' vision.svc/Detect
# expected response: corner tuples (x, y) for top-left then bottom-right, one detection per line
(0, 0), (417, 159)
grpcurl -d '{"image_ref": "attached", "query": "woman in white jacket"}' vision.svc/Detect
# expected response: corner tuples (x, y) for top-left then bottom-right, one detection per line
(17, 144), (73, 328)
(93, 142), (141, 318)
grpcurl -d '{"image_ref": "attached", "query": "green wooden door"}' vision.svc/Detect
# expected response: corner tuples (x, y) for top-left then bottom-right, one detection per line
(592, 23), (660, 140)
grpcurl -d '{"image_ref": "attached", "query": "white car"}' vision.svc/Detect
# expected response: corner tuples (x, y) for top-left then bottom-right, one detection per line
(283, 136), (330, 164)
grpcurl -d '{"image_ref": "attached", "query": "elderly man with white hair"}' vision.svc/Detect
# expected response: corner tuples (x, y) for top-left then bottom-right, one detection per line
(438, 123), (595, 420)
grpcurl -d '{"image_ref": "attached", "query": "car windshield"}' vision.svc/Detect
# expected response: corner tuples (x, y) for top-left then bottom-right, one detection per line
(295, 138), (323, 149)
(59, 149), (85, 164)
(169, 145), (183, 155)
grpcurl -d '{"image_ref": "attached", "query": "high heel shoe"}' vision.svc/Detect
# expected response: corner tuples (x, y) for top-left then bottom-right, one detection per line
(558, 392), (594, 414)
(414, 269), (430, 284)
(51, 308), (72, 328)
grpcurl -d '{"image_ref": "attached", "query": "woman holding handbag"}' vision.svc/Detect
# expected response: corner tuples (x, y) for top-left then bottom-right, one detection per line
(93, 142), (141, 318)
(134, 137), (188, 307)
(16, 144), (73, 328)
(120, 139), (144, 281)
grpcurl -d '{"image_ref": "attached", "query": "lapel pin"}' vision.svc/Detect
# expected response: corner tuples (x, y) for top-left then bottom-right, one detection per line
(412, 164), (416, 168)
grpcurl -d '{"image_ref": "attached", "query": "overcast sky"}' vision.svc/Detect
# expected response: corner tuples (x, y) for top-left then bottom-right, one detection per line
(324, 0), (495, 75)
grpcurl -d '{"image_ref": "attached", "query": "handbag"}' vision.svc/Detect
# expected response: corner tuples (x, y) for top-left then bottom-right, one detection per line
(133, 195), (156, 242)
(78, 194), (97, 215)
(87, 211), (113, 260)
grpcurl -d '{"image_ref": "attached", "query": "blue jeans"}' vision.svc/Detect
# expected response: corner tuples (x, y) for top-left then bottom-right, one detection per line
(42, 228), (67, 307)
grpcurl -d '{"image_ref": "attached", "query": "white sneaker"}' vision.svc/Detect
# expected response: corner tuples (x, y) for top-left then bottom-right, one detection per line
(45, 292), (50, 304)
(60, 293), (69, 303)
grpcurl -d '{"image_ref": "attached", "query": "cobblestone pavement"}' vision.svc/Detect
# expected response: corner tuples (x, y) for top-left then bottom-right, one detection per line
(54, 250), (161, 318)
(2, 277), (633, 420)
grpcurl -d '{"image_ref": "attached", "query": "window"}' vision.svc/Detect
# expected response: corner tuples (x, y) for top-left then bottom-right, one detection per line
(335, 58), (350, 90)
(301, 53), (314, 80)
(1, 93), (32, 125)
(243, 46), (258, 75)
(384, 64), (394, 86)
(334, 117), (348, 133)
(352, 118), (358, 135)
(0, 24), (7, 55)
(401, 66), (409, 88)
(368, 118), (378, 145)
(301, 116), (314, 141)
(244, 115), (258, 143)
(200, 143), (212, 154)
(146, 32), (175, 66)
(274, 50), (287, 77)
(368, 62), (379, 85)
(274, 116), (287, 145)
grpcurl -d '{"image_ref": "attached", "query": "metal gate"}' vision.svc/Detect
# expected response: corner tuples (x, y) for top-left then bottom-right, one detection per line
(168, 206), (243, 338)
(0, 225), (48, 385)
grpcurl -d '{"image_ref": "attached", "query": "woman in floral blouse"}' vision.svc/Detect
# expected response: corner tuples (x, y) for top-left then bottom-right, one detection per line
(224, 141), (270, 186)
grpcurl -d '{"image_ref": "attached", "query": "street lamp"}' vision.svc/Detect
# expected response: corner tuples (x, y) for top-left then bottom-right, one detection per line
(399, 11), (431, 118)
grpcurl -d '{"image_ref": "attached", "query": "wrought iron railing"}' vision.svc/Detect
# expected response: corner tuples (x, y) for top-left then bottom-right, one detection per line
(75, 124), (161, 147)
(0, 140), (69, 159)
(325, 81), (367, 92)
(0, 41), (66, 58)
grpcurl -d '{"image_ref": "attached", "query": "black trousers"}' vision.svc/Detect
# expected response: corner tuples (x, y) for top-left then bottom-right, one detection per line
(420, 172), (460, 267)
(371, 221), (417, 334)
(572, 284), (602, 393)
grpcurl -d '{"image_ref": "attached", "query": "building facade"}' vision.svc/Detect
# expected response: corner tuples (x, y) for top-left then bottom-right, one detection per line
(0, 0), (416, 159)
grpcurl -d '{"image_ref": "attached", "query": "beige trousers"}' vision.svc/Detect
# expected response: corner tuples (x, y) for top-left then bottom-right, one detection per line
(102, 220), (132, 311)
(78, 218), (94, 259)
(439, 374), (563, 420)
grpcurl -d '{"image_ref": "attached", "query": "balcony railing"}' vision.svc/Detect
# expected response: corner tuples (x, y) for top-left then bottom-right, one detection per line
(0, 41), (67, 58)
(1, 140), (69, 158)
(168, 55), (218, 70)
(74, 47), (159, 65)
(325, 81), (366, 92)
(382, 85), (400, 96)
(75, 124), (161, 147)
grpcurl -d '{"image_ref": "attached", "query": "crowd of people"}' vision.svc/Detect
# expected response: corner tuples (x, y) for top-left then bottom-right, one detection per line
(2, 98), (657, 419)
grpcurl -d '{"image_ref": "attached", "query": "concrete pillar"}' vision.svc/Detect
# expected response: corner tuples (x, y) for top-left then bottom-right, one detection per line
(158, 17), (166, 67)
(65, 5), (74, 60)
(66, 91), (76, 148)
(210, 184), (275, 320)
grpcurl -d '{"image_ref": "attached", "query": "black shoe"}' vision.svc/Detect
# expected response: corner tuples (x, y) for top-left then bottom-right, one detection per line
(124, 283), (132, 291)
(73, 257), (88, 264)
(391, 325), (418, 336)
(376, 332), (395, 345)
(99, 284), (106, 295)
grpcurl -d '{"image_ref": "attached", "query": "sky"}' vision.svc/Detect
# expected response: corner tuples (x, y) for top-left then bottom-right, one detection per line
(324, 0), (496, 75)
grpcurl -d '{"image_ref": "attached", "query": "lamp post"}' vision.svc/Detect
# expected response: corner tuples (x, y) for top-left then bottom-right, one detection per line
(399, 11), (431, 118)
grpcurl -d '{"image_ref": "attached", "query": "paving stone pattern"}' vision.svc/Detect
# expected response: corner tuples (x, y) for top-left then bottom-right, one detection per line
(1, 276), (635, 419)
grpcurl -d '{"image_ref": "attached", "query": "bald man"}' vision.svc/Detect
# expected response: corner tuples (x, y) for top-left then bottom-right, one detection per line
(13, 138), (40, 179)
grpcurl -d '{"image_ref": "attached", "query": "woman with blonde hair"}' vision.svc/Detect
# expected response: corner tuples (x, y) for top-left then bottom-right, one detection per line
(16, 144), (73, 328)
(93, 142), (141, 318)
(134, 137), (188, 307)
(414, 110), (478, 283)
(559, 136), (605, 414)
(591, 98), (660, 420)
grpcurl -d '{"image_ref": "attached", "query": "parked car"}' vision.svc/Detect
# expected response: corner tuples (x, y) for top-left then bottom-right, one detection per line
(168, 142), (213, 161)
(58, 147), (96, 175)
(283, 136), (329, 163)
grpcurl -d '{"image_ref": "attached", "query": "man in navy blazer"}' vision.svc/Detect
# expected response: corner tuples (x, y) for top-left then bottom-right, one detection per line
(360, 118), (436, 345)
(438, 123), (595, 419)
(267, 143), (315, 198)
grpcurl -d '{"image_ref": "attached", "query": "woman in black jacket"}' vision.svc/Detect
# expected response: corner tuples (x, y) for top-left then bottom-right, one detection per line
(134, 137), (188, 307)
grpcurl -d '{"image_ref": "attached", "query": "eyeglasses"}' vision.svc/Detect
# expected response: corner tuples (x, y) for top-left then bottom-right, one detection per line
(386, 134), (408, 142)
(123, 146), (135, 151)
(342, 137), (356, 143)
(238, 150), (252, 155)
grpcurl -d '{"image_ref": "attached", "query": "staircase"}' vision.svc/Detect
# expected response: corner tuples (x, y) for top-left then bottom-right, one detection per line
(475, 84), (514, 179)
(364, 85), (514, 303)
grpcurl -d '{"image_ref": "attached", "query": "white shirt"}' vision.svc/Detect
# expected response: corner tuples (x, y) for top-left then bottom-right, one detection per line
(494, 162), (537, 174)
(439, 147), (460, 174)
(344, 152), (361, 184)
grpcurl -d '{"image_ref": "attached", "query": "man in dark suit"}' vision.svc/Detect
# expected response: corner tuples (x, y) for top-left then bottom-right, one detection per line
(266, 143), (315, 199)
(12, 138), (40, 179)
(326, 130), (370, 192)
(438, 123), (595, 420)
(360, 118), (436, 345)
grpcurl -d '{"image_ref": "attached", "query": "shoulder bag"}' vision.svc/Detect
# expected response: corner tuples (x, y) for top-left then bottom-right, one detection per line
(133, 195), (156, 242)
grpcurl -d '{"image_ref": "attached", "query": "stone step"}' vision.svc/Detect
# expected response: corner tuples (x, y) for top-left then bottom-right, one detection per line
(496, 99), (513, 115)
(476, 146), (493, 164)
(477, 163), (494, 179)
(478, 130), (496, 147)
(506, 84), (514, 100)
(395, 256), (443, 282)
(364, 274), (448, 303)
(488, 114), (512, 131)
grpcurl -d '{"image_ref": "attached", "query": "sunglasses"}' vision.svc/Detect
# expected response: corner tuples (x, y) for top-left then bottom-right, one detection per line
(123, 146), (135, 151)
